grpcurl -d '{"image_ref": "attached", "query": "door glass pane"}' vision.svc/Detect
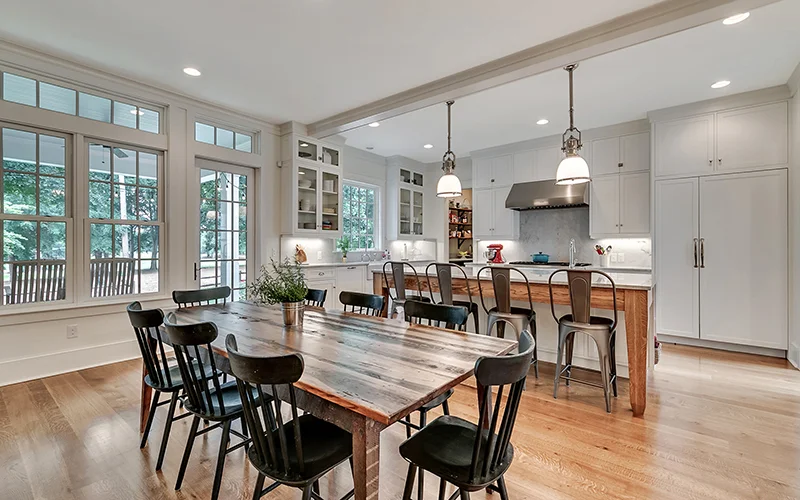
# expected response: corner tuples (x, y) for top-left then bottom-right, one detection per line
(3, 73), (36, 106)
(78, 93), (111, 122)
(39, 82), (76, 115)
(139, 109), (159, 134)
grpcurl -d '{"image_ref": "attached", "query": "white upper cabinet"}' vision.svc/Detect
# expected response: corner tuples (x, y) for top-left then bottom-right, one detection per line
(654, 101), (788, 178)
(472, 187), (518, 240)
(620, 132), (651, 173)
(590, 176), (619, 235)
(619, 172), (650, 234)
(492, 186), (516, 238)
(473, 158), (493, 189)
(512, 150), (535, 184)
(491, 155), (513, 187)
(715, 101), (788, 172)
(533, 146), (562, 181)
(590, 136), (621, 176)
(654, 114), (715, 177)
(472, 189), (494, 238)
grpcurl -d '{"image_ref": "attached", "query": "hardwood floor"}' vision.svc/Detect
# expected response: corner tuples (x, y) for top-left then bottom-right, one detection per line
(1, 344), (798, 500)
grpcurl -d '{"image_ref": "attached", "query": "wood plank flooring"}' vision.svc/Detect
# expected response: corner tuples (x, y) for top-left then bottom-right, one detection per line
(1, 344), (798, 500)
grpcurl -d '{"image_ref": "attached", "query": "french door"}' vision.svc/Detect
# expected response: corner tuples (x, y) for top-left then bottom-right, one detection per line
(193, 159), (254, 301)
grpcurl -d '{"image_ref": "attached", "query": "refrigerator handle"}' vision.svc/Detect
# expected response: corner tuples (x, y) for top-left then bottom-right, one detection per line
(693, 238), (698, 268)
(699, 238), (705, 268)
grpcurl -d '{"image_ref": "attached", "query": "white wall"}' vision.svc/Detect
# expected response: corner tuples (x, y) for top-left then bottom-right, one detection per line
(0, 42), (281, 386)
(789, 63), (800, 368)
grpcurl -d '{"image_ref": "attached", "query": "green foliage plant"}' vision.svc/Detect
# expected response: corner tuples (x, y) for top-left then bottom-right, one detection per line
(247, 258), (308, 304)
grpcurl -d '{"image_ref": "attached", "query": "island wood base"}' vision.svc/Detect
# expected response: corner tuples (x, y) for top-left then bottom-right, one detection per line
(373, 272), (650, 417)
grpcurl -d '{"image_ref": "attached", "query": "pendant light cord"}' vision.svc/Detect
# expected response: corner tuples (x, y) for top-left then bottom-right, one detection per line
(443, 100), (456, 168)
(568, 65), (575, 130)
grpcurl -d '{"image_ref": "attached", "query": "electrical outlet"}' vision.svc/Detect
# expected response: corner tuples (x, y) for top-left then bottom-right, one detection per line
(610, 253), (618, 263)
(271, 248), (277, 259)
(66, 324), (78, 339)
(317, 250), (322, 261)
(618, 252), (625, 263)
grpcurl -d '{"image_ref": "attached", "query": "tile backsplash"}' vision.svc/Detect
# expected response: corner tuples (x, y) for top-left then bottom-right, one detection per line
(475, 207), (651, 268)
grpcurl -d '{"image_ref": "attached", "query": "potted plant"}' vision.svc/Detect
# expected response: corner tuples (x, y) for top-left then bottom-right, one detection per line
(337, 236), (351, 263)
(247, 258), (308, 326)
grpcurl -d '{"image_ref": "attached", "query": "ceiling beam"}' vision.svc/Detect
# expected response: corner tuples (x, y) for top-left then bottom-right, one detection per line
(308, 0), (778, 138)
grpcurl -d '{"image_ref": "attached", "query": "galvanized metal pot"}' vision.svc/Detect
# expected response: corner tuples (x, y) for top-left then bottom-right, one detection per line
(281, 301), (304, 326)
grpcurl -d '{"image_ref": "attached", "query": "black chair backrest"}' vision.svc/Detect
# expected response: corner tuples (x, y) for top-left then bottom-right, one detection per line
(476, 266), (535, 314)
(425, 262), (474, 307)
(163, 313), (228, 417)
(339, 291), (384, 316)
(382, 261), (424, 302)
(404, 300), (469, 331)
(548, 269), (617, 330)
(172, 286), (231, 308)
(127, 302), (173, 390)
(470, 329), (534, 484)
(226, 334), (307, 480)
(304, 288), (327, 307)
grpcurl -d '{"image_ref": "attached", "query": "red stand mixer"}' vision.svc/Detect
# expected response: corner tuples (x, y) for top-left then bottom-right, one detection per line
(484, 243), (506, 264)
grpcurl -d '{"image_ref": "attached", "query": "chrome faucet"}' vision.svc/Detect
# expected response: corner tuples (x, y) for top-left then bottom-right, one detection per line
(569, 238), (576, 268)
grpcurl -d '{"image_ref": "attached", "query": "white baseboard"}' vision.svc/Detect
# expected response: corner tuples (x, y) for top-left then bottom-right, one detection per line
(789, 341), (800, 369)
(0, 339), (140, 387)
(659, 334), (787, 358)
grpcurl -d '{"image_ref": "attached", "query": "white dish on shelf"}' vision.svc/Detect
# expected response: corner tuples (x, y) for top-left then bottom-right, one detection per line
(299, 180), (313, 189)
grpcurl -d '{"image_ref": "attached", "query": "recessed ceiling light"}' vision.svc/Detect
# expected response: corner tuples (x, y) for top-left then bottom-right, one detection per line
(368, 122), (380, 128)
(300, 142), (309, 147)
(722, 12), (749, 25)
(423, 144), (434, 149)
(130, 109), (145, 116)
(536, 119), (549, 125)
(183, 67), (201, 77)
(711, 80), (731, 89)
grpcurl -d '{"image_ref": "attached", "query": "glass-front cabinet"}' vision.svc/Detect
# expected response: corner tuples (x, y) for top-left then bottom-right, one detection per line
(296, 137), (340, 168)
(285, 161), (342, 236)
(398, 170), (425, 237)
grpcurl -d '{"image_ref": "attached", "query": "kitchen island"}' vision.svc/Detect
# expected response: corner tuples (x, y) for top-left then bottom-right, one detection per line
(372, 266), (652, 417)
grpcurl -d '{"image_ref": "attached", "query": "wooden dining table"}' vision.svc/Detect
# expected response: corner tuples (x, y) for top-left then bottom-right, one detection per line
(139, 301), (517, 500)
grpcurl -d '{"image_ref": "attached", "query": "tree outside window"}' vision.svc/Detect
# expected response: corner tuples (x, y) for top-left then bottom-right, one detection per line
(339, 183), (377, 250)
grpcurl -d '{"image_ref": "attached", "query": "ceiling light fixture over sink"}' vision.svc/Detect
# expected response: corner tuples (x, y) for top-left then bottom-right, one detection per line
(436, 100), (462, 198)
(556, 64), (590, 185)
(723, 12), (750, 25)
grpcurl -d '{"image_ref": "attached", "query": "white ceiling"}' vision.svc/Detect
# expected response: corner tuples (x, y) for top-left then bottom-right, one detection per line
(0, 0), (663, 125)
(342, 0), (800, 163)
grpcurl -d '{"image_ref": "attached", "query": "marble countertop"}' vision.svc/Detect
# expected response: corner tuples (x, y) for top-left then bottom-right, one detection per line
(299, 259), (435, 269)
(464, 262), (651, 274)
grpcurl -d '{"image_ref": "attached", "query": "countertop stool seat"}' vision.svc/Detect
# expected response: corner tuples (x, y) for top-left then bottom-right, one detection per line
(549, 269), (619, 413)
(382, 261), (431, 317)
(426, 262), (480, 334)
(477, 266), (539, 378)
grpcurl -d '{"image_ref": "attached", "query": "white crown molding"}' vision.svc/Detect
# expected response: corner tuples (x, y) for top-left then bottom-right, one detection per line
(647, 85), (790, 122)
(0, 38), (281, 136)
(307, 0), (779, 138)
(788, 61), (800, 97)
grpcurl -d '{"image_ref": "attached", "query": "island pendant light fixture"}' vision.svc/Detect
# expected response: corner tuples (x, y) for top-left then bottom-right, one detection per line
(436, 100), (462, 198)
(556, 64), (591, 185)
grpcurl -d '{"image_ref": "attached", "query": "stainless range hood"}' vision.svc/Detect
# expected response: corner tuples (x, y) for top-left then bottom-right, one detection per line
(505, 180), (588, 211)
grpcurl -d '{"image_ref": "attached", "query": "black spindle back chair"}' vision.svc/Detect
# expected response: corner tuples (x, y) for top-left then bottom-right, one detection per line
(400, 330), (535, 499)
(172, 286), (231, 308)
(127, 302), (193, 471)
(304, 288), (327, 308)
(163, 313), (259, 500)
(339, 290), (384, 316)
(226, 334), (355, 499)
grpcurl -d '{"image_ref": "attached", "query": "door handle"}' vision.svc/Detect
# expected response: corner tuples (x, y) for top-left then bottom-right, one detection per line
(693, 238), (698, 268)
(193, 262), (199, 280)
(699, 238), (705, 268)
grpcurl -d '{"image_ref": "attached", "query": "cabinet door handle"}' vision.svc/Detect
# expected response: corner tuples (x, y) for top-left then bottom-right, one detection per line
(700, 238), (705, 268)
(318, 272), (325, 276)
(718, 158), (722, 165)
(347, 266), (356, 270)
(491, 179), (495, 183)
(708, 159), (712, 166)
(693, 238), (698, 268)
(193, 262), (199, 280)
(618, 162), (623, 168)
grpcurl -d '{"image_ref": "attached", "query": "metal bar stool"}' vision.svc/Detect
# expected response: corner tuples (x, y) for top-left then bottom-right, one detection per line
(477, 265), (538, 377)
(382, 261), (431, 317)
(425, 262), (480, 334)
(549, 269), (618, 413)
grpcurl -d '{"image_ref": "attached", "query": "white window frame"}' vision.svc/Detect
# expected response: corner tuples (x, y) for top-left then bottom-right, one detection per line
(341, 180), (380, 251)
(194, 119), (257, 154)
(0, 122), (74, 308)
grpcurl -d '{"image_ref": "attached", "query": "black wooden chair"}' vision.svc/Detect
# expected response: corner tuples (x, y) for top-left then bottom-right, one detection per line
(127, 302), (197, 471)
(402, 299), (470, 500)
(339, 290), (384, 316)
(163, 313), (268, 500)
(425, 262), (480, 334)
(400, 330), (535, 500)
(226, 334), (355, 500)
(172, 286), (232, 308)
(305, 288), (327, 308)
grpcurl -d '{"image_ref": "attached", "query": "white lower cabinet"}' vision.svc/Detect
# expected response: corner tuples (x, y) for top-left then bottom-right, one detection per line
(334, 266), (366, 309)
(655, 169), (788, 349)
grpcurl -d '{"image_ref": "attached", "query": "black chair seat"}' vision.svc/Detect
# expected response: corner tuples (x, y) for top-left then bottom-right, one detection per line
(248, 414), (353, 485)
(144, 359), (212, 392)
(183, 380), (262, 419)
(558, 314), (615, 331)
(399, 415), (514, 488)
(419, 388), (454, 411)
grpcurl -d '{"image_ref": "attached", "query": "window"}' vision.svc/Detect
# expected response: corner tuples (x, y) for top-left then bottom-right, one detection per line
(88, 142), (162, 297)
(341, 183), (377, 249)
(1, 71), (161, 134)
(1, 125), (70, 305)
(194, 121), (254, 153)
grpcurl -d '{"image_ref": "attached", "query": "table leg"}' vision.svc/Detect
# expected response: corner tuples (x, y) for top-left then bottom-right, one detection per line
(139, 336), (156, 434)
(372, 278), (390, 318)
(352, 416), (382, 500)
(624, 289), (648, 417)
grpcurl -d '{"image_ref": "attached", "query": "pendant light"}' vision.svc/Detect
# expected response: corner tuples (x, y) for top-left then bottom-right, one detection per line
(436, 100), (462, 198)
(556, 64), (591, 185)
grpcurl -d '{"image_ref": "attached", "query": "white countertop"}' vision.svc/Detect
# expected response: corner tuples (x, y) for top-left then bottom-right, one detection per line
(465, 262), (651, 274)
(299, 261), (369, 268)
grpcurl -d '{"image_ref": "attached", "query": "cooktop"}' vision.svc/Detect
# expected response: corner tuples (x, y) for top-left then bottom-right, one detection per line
(508, 261), (592, 267)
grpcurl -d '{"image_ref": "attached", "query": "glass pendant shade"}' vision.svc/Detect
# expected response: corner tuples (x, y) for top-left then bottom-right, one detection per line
(437, 172), (462, 197)
(556, 153), (590, 185)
